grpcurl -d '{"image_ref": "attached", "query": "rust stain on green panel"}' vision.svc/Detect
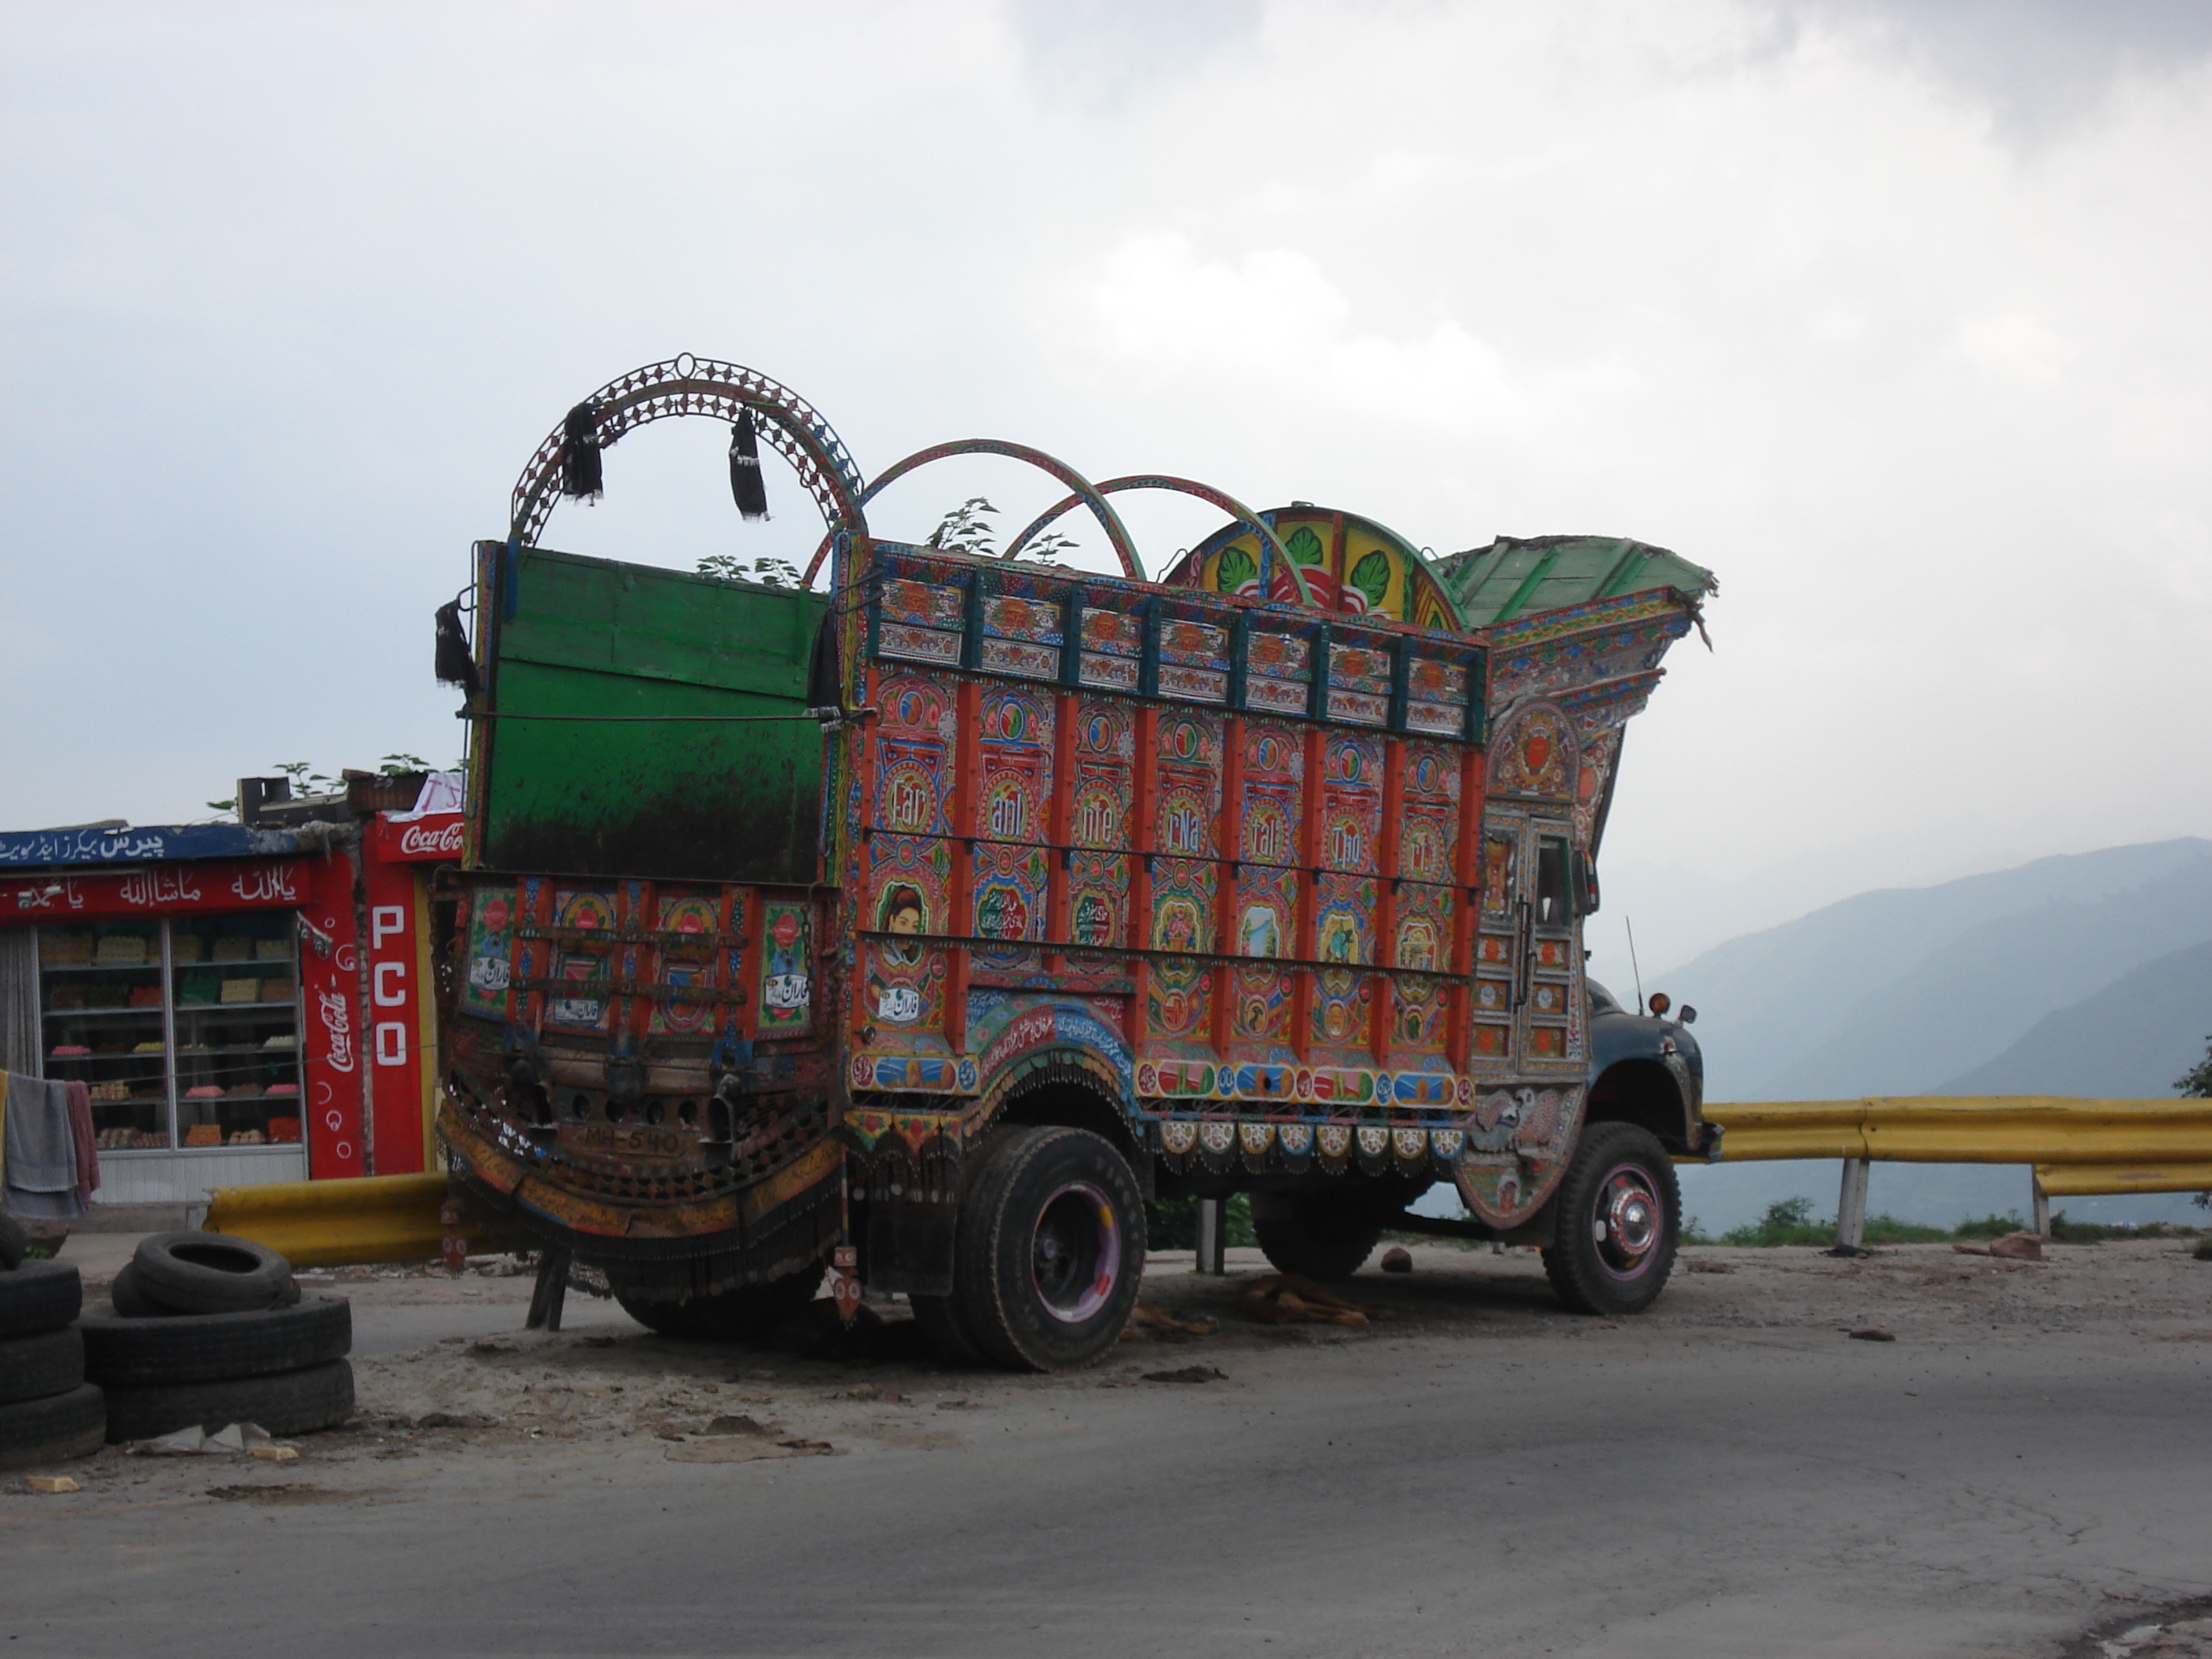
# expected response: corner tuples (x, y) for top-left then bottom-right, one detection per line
(478, 545), (827, 885)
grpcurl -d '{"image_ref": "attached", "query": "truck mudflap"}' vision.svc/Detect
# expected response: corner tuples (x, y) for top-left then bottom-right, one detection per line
(841, 1108), (963, 1297)
(438, 1098), (845, 1297)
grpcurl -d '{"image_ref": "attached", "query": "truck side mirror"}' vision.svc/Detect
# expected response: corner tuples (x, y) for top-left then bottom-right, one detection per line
(1678, 1005), (1697, 1025)
(1571, 848), (1600, 917)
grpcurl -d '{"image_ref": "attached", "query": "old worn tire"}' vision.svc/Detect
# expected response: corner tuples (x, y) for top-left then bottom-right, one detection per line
(109, 1262), (170, 1319)
(131, 1233), (298, 1315)
(101, 1359), (353, 1442)
(0, 1261), (81, 1339)
(0, 1383), (105, 1472)
(1541, 1122), (1679, 1317)
(80, 1296), (351, 1388)
(909, 1292), (990, 1368)
(616, 1265), (824, 1342)
(952, 1126), (1144, 1372)
(1250, 1192), (1385, 1280)
(0, 1326), (85, 1406)
(0, 1211), (27, 1270)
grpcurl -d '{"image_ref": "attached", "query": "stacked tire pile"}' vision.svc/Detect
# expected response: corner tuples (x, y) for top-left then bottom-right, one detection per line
(82, 1233), (354, 1442)
(0, 1214), (106, 1472)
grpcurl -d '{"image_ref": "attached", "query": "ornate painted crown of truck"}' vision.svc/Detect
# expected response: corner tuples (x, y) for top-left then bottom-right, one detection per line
(434, 356), (1718, 1368)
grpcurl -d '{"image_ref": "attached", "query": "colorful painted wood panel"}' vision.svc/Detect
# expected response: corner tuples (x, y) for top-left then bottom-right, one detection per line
(1174, 506), (1465, 630)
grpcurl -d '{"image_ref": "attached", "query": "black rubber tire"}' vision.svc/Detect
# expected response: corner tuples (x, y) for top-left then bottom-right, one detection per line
(0, 1211), (27, 1271)
(615, 1265), (825, 1341)
(0, 1261), (81, 1339)
(102, 1359), (354, 1442)
(0, 1326), (85, 1407)
(909, 1292), (990, 1368)
(81, 1295), (351, 1388)
(1540, 1121), (1680, 1317)
(0, 1382), (105, 1473)
(952, 1126), (1145, 1372)
(109, 1262), (171, 1319)
(131, 1233), (298, 1315)
(1250, 1192), (1386, 1280)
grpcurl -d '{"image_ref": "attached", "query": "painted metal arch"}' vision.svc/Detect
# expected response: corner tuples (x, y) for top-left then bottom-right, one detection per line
(801, 438), (1143, 587)
(1000, 474), (1315, 607)
(508, 354), (868, 548)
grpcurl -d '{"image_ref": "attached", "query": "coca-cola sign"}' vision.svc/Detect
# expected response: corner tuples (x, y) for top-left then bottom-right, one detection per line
(398, 820), (464, 857)
(379, 814), (465, 862)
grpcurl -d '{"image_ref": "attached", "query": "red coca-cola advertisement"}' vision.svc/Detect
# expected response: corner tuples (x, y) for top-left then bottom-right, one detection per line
(297, 856), (368, 1181)
(357, 813), (463, 1175)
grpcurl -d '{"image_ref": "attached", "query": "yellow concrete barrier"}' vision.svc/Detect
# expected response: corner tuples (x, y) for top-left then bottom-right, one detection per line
(1705, 1097), (2212, 1166)
(2034, 1163), (2212, 1198)
(201, 1172), (499, 1267)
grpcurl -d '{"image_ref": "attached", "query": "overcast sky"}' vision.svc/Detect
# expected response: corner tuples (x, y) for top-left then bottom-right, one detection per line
(4, 1), (2208, 973)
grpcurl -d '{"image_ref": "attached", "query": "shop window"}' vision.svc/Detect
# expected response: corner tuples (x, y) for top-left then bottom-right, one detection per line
(38, 921), (167, 1149)
(35, 915), (304, 1153)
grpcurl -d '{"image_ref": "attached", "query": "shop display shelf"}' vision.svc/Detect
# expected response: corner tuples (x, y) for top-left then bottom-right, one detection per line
(42, 1005), (167, 1020)
(35, 961), (163, 973)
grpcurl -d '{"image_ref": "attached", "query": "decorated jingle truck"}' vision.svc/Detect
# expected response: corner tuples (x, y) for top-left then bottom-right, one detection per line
(434, 357), (1719, 1369)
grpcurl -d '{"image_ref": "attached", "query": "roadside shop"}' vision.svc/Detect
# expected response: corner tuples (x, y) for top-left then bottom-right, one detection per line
(0, 780), (462, 1208)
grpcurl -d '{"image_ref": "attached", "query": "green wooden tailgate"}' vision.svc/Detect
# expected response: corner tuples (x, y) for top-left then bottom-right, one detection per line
(478, 545), (828, 885)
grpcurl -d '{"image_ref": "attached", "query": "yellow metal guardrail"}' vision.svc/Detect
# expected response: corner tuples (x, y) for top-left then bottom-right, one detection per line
(1704, 1097), (2212, 1168)
(201, 1172), (500, 1267)
(200, 1098), (2210, 1265)
(1701, 1097), (2212, 1211)
(2032, 1163), (2212, 1197)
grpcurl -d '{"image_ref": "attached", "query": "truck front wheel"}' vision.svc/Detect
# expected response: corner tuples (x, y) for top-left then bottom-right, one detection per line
(1540, 1122), (1679, 1316)
(952, 1126), (1145, 1372)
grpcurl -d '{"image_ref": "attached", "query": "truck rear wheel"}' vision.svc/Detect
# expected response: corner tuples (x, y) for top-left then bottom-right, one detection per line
(952, 1126), (1144, 1372)
(1540, 1122), (1679, 1316)
(1250, 1192), (1384, 1280)
(616, 1265), (825, 1341)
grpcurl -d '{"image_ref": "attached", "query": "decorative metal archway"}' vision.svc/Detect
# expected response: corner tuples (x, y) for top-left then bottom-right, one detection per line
(507, 353), (868, 550)
(999, 474), (1313, 606)
(801, 438), (1145, 587)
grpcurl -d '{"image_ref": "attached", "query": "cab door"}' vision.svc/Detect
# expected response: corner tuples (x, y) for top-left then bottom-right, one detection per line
(1467, 704), (1588, 1082)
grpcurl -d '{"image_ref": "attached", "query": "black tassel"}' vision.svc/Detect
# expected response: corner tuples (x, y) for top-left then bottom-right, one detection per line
(562, 401), (602, 500)
(728, 412), (768, 520)
(806, 610), (844, 712)
(434, 600), (481, 699)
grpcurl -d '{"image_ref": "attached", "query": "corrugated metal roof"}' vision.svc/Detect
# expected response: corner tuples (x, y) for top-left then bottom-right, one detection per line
(1430, 535), (1716, 625)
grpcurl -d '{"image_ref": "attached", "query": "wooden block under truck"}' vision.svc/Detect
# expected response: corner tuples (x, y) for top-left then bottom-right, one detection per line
(433, 356), (1721, 1368)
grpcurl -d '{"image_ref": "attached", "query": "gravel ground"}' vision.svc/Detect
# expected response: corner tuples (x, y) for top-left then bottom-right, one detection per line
(7, 1236), (2210, 1657)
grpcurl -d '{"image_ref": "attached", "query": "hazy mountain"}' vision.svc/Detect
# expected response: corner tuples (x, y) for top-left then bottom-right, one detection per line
(1756, 860), (2212, 1098)
(1931, 939), (2212, 1098)
(1661, 839), (2212, 1101)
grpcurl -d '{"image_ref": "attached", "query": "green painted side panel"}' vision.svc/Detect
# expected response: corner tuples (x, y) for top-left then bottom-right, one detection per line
(1433, 535), (1716, 624)
(478, 545), (828, 885)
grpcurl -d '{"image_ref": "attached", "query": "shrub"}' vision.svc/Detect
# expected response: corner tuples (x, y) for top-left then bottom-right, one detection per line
(1861, 1214), (1949, 1244)
(1145, 1194), (1255, 1251)
(1721, 1197), (1831, 1247)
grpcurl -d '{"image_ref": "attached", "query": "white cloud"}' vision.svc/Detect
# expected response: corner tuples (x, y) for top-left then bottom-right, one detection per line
(1954, 310), (2075, 385)
(0, 0), (2206, 947)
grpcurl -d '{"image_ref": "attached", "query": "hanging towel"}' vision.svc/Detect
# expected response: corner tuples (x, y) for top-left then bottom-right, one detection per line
(63, 1080), (97, 1204)
(2, 1070), (84, 1220)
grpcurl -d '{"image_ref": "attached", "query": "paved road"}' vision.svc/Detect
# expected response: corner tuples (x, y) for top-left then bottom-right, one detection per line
(7, 1240), (2210, 1657)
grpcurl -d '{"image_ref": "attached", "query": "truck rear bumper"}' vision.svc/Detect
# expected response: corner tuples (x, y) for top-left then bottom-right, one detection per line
(438, 1098), (844, 1295)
